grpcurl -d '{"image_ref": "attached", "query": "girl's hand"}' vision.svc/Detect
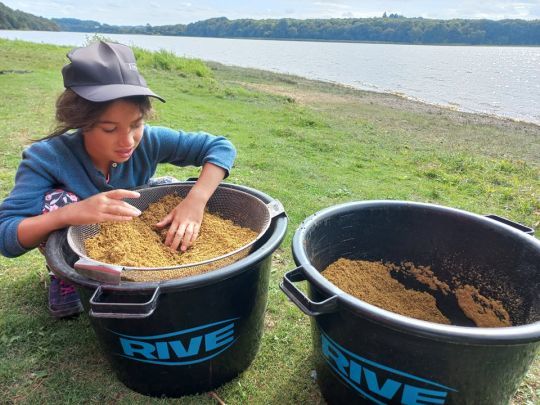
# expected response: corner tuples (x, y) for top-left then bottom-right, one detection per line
(155, 195), (204, 252)
(17, 189), (141, 250)
(155, 162), (227, 252)
(62, 189), (141, 225)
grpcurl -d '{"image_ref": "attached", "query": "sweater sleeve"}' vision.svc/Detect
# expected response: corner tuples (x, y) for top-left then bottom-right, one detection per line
(0, 142), (59, 257)
(148, 126), (237, 177)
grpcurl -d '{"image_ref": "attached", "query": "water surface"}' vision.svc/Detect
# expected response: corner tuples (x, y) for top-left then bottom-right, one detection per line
(1, 30), (538, 124)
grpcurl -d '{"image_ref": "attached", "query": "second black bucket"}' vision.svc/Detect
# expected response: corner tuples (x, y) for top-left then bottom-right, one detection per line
(46, 183), (288, 397)
(281, 200), (540, 404)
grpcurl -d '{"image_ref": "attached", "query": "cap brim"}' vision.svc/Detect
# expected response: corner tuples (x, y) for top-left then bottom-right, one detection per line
(70, 84), (165, 103)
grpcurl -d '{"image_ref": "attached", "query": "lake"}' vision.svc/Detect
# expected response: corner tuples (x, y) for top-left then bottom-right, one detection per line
(1, 30), (539, 125)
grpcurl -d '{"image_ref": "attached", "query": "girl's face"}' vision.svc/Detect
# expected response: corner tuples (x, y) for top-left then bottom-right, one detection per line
(83, 99), (144, 172)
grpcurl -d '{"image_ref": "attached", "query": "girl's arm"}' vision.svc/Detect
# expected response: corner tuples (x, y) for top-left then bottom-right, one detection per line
(147, 126), (236, 251)
(17, 189), (142, 249)
(155, 162), (226, 252)
(150, 127), (236, 179)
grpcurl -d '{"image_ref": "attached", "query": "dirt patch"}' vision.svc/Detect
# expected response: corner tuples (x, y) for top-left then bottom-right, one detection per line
(239, 80), (540, 132)
(85, 194), (258, 282)
(323, 258), (512, 327)
(0, 69), (32, 74)
(242, 82), (358, 105)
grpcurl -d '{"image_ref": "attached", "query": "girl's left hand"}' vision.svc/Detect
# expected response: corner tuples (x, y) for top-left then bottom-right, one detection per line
(155, 196), (204, 252)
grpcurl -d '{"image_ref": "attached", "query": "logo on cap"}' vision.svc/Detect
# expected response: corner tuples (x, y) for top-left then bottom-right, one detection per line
(127, 63), (138, 71)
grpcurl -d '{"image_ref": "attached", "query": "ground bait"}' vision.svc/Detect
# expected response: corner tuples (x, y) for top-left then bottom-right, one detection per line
(323, 259), (451, 324)
(455, 284), (511, 327)
(322, 258), (512, 327)
(85, 194), (258, 282)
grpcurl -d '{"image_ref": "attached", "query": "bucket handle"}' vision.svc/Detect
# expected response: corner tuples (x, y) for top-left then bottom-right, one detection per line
(89, 285), (161, 319)
(280, 267), (338, 316)
(485, 214), (535, 235)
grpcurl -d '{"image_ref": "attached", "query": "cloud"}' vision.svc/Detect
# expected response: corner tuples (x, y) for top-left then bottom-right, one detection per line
(314, 1), (350, 9)
(422, 0), (537, 20)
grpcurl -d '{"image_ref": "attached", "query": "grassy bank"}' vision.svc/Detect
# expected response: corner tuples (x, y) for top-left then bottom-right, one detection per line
(0, 38), (538, 404)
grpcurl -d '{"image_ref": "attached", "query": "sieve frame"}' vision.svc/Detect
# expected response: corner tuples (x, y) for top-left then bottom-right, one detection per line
(67, 183), (284, 276)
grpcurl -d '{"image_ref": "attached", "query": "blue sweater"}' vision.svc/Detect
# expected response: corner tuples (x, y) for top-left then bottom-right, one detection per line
(0, 125), (236, 258)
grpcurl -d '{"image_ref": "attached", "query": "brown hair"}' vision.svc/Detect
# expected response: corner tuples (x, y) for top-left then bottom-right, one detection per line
(38, 89), (154, 141)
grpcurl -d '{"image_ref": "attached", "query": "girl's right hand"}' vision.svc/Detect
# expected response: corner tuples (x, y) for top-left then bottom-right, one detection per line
(62, 189), (141, 225)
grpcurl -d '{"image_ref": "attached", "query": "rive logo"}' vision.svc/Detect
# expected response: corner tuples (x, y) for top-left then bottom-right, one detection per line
(111, 318), (239, 366)
(321, 332), (457, 404)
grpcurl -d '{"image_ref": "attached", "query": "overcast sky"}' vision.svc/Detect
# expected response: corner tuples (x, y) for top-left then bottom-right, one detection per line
(5, 0), (540, 26)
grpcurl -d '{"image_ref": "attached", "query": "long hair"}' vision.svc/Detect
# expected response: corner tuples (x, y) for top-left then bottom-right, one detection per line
(37, 89), (154, 141)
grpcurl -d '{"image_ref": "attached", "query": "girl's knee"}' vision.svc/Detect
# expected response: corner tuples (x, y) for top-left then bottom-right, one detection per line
(42, 189), (79, 213)
(39, 189), (79, 255)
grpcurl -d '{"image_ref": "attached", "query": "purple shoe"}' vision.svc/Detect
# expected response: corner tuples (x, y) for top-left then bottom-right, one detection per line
(48, 274), (83, 318)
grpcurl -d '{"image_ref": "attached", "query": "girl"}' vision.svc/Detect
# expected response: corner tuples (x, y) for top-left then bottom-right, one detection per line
(0, 41), (236, 317)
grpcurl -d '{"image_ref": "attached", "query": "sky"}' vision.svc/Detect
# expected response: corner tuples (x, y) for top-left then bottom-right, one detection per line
(5, 0), (540, 26)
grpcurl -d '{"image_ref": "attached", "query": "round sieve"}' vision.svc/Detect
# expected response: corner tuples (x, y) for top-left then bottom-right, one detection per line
(67, 183), (284, 283)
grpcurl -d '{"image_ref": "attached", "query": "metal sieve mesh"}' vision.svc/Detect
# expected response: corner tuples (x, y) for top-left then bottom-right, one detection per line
(67, 184), (283, 283)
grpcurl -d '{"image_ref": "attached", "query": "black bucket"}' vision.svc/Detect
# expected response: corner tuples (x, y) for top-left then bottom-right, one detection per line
(280, 201), (540, 404)
(46, 183), (287, 397)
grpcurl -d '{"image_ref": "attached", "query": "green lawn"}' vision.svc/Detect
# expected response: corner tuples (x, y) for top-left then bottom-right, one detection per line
(0, 38), (538, 404)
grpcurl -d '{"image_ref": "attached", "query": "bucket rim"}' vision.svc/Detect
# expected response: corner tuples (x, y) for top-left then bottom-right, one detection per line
(292, 199), (540, 345)
(46, 182), (288, 292)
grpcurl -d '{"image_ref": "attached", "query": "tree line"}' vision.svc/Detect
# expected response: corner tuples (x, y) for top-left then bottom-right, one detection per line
(51, 16), (540, 45)
(1, 0), (539, 46)
(0, 2), (58, 31)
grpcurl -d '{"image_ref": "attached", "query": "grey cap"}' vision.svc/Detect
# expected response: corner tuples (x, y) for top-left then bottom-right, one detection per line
(62, 41), (165, 103)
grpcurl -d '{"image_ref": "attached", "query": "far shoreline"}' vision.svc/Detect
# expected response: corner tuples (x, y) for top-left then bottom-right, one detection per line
(20, 29), (540, 48)
(3, 29), (539, 48)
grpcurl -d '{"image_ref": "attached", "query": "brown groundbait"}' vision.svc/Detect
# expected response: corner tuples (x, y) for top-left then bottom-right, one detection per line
(85, 194), (258, 282)
(323, 258), (512, 327)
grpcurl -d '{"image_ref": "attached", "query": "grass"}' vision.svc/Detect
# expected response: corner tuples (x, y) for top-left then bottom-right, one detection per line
(133, 48), (213, 78)
(0, 38), (539, 404)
